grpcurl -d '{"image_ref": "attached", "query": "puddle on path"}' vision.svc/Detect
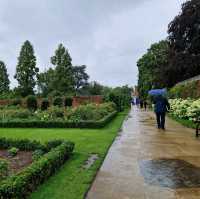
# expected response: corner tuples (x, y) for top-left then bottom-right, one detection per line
(83, 154), (99, 169)
(140, 159), (200, 189)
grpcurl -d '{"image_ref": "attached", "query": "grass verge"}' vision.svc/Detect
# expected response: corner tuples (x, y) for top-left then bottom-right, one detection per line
(0, 109), (129, 199)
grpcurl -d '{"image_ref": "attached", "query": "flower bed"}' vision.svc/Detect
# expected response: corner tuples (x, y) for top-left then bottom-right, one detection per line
(0, 102), (117, 128)
(169, 98), (200, 121)
(0, 138), (74, 199)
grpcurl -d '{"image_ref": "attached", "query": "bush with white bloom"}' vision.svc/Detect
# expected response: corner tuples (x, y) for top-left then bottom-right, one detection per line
(169, 98), (200, 121)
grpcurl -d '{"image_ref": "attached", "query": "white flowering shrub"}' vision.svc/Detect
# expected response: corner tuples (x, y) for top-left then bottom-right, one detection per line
(169, 99), (200, 121)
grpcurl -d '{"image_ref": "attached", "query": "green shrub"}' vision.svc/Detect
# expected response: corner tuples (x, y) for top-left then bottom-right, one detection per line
(45, 140), (64, 151)
(48, 106), (64, 118)
(41, 98), (50, 110)
(0, 159), (8, 181)
(0, 141), (74, 199)
(27, 95), (37, 111)
(53, 97), (63, 107)
(8, 147), (19, 157)
(64, 97), (73, 107)
(32, 149), (45, 161)
(0, 138), (46, 151)
(12, 98), (22, 106)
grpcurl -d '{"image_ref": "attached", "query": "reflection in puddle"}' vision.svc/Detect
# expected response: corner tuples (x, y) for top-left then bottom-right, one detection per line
(140, 159), (200, 189)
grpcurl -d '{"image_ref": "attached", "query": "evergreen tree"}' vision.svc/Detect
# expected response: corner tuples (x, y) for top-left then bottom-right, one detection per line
(51, 44), (74, 94)
(0, 61), (10, 94)
(14, 40), (39, 97)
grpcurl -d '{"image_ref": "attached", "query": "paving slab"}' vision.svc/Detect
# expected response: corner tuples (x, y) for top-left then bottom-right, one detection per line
(86, 108), (200, 199)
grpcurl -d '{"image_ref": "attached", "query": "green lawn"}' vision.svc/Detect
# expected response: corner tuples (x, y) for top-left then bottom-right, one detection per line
(0, 110), (129, 199)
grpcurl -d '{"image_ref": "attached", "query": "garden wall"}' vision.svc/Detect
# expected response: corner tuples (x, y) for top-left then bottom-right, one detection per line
(0, 95), (103, 108)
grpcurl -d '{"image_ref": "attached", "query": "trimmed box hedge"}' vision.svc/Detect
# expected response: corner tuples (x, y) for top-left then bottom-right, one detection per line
(0, 111), (117, 129)
(0, 138), (74, 199)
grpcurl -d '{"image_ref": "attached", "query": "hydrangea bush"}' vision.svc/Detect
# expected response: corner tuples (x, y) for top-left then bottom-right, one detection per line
(169, 98), (200, 121)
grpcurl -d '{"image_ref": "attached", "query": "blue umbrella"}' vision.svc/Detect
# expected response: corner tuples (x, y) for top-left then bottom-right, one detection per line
(148, 89), (167, 96)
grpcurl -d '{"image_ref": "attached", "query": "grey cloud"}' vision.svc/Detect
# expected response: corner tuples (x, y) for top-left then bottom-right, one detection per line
(0, 0), (186, 87)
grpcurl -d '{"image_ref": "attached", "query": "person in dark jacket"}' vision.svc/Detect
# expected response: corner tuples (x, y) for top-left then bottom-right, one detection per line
(154, 95), (170, 130)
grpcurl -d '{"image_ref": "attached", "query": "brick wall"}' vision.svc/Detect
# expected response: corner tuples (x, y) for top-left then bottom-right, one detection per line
(72, 96), (103, 107)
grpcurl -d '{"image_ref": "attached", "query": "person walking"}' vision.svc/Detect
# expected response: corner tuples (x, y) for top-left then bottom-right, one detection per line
(154, 95), (170, 130)
(144, 100), (148, 111)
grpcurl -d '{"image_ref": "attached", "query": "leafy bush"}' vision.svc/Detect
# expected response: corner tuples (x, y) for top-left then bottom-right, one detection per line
(8, 147), (19, 157)
(169, 98), (200, 121)
(32, 149), (45, 161)
(64, 97), (73, 107)
(0, 138), (46, 151)
(53, 97), (63, 107)
(0, 141), (74, 199)
(12, 98), (22, 106)
(0, 159), (8, 181)
(26, 95), (37, 111)
(169, 81), (200, 99)
(48, 106), (64, 118)
(41, 98), (49, 110)
(45, 140), (64, 151)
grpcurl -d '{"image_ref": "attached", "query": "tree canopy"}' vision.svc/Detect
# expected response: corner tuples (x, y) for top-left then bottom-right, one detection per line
(0, 61), (10, 94)
(14, 40), (39, 97)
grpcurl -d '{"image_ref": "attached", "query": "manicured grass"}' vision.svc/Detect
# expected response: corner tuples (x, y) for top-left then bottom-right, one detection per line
(0, 110), (129, 199)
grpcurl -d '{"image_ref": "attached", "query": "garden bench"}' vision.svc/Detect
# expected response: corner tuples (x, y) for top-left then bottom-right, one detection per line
(195, 117), (200, 137)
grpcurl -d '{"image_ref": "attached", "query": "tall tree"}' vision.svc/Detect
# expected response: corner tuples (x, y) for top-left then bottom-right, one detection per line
(0, 61), (10, 94)
(137, 40), (169, 98)
(168, 0), (200, 84)
(51, 44), (74, 94)
(14, 40), (38, 97)
(73, 65), (89, 94)
(37, 67), (56, 97)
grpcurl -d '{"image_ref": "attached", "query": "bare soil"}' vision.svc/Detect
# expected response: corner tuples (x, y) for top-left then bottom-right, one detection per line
(0, 150), (33, 174)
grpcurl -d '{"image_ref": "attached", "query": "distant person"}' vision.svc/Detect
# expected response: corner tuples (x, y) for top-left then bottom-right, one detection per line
(140, 99), (144, 109)
(144, 101), (148, 111)
(154, 95), (170, 130)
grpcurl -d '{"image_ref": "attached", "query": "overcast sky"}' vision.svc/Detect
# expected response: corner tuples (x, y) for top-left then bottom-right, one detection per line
(0, 0), (186, 88)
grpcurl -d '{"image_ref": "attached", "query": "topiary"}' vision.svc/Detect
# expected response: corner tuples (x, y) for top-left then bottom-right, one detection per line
(53, 97), (63, 107)
(27, 95), (37, 111)
(41, 99), (49, 110)
(8, 147), (19, 157)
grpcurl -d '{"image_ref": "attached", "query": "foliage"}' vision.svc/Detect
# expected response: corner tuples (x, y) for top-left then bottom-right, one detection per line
(0, 61), (10, 94)
(41, 98), (50, 110)
(53, 97), (63, 107)
(169, 98), (200, 121)
(64, 97), (73, 107)
(27, 95), (38, 111)
(14, 40), (39, 97)
(0, 159), (8, 181)
(137, 40), (169, 98)
(0, 141), (74, 199)
(8, 147), (19, 157)
(167, 0), (200, 86)
(73, 65), (89, 93)
(32, 149), (45, 161)
(51, 44), (74, 94)
(169, 81), (200, 99)
(0, 111), (128, 199)
(105, 86), (132, 112)
(12, 98), (22, 106)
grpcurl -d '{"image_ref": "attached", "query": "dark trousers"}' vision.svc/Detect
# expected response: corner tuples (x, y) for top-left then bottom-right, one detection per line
(156, 112), (166, 129)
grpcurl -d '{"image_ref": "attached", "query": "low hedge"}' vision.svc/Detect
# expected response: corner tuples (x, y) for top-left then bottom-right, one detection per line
(0, 138), (74, 199)
(0, 111), (117, 129)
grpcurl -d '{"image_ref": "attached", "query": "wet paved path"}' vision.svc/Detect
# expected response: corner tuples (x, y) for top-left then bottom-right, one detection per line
(87, 108), (200, 199)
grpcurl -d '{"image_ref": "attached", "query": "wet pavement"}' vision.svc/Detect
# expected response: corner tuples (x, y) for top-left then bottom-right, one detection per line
(86, 108), (200, 199)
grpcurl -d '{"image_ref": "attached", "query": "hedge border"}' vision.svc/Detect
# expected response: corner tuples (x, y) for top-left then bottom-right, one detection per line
(0, 111), (118, 129)
(0, 138), (74, 199)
